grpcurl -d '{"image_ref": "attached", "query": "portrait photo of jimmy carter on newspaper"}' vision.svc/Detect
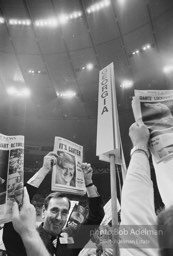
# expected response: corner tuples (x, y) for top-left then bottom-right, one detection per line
(55, 151), (76, 187)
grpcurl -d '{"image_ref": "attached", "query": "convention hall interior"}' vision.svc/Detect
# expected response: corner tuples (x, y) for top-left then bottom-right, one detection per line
(0, 0), (172, 206)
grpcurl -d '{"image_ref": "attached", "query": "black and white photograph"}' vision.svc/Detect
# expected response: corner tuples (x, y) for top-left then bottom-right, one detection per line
(0, 0), (173, 255)
(0, 150), (9, 205)
(7, 148), (24, 204)
(55, 151), (76, 187)
(141, 101), (173, 131)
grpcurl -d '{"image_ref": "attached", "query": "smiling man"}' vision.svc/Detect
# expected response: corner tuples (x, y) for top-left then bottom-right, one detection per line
(3, 152), (104, 256)
(42, 194), (70, 236)
(36, 192), (72, 255)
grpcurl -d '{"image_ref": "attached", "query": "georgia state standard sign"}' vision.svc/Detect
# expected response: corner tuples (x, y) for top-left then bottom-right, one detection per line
(96, 62), (120, 160)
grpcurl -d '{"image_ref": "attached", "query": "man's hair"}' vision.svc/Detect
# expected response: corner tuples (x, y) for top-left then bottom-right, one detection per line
(43, 192), (71, 211)
(157, 205), (173, 256)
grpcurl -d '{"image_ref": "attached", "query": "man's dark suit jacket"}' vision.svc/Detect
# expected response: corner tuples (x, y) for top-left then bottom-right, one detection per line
(3, 184), (104, 256)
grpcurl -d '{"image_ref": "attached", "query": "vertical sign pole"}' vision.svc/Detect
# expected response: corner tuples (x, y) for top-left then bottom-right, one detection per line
(110, 154), (120, 256)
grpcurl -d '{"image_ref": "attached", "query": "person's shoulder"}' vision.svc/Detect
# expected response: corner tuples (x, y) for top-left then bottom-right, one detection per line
(37, 223), (50, 240)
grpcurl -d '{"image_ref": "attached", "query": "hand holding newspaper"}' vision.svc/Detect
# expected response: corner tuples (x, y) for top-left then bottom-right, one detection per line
(0, 133), (24, 224)
(51, 137), (86, 195)
(132, 90), (173, 163)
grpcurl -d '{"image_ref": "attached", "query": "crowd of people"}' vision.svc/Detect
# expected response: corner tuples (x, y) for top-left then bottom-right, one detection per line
(0, 122), (173, 256)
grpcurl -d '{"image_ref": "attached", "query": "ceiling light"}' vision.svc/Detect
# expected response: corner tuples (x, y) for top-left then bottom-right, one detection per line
(73, 12), (81, 18)
(57, 90), (76, 98)
(0, 17), (4, 23)
(6, 87), (31, 97)
(10, 20), (15, 25)
(28, 69), (45, 74)
(35, 20), (44, 26)
(43, 21), (48, 26)
(87, 0), (110, 13)
(131, 43), (153, 57)
(35, 21), (40, 26)
(39, 21), (44, 26)
(86, 63), (94, 70)
(9, 19), (16, 25)
(100, 3), (105, 8)
(6, 87), (17, 95)
(103, 0), (110, 6)
(58, 14), (69, 25)
(20, 88), (31, 97)
(72, 13), (78, 19)
(120, 80), (134, 89)
(77, 12), (82, 17)
(91, 6), (96, 12)
(26, 20), (31, 26)
(69, 14), (74, 19)
(47, 18), (58, 27)
(95, 4), (101, 11)
(117, 0), (126, 6)
(163, 65), (173, 74)
(62, 91), (76, 98)
(142, 44), (151, 51)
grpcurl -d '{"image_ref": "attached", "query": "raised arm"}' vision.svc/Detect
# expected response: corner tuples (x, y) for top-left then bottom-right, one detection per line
(3, 152), (57, 256)
(121, 122), (155, 224)
(120, 123), (158, 256)
(82, 163), (104, 224)
(70, 163), (104, 254)
(12, 187), (50, 256)
(27, 152), (58, 189)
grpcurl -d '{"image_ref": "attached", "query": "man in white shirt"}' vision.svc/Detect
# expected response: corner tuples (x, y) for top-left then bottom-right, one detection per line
(80, 123), (160, 256)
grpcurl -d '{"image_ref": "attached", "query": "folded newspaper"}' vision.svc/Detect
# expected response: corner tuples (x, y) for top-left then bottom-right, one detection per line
(51, 137), (86, 195)
(132, 90), (173, 163)
(0, 133), (24, 224)
(60, 201), (88, 244)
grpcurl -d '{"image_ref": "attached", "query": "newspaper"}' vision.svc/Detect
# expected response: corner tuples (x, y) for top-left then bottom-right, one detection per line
(132, 90), (173, 163)
(0, 133), (24, 224)
(60, 202), (88, 244)
(51, 137), (86, 195)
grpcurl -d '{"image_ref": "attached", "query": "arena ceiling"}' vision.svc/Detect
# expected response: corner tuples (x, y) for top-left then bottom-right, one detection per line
(0, 0), (173, 166)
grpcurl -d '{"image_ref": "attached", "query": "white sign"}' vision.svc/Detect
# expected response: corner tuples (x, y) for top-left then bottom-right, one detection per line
(96, 63), (120, 161)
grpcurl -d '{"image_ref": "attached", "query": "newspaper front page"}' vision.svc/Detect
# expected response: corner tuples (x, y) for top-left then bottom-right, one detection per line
(0, 134), (24, 224)
(132, 90), (173, 163)
(51, 137), (86, 195)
